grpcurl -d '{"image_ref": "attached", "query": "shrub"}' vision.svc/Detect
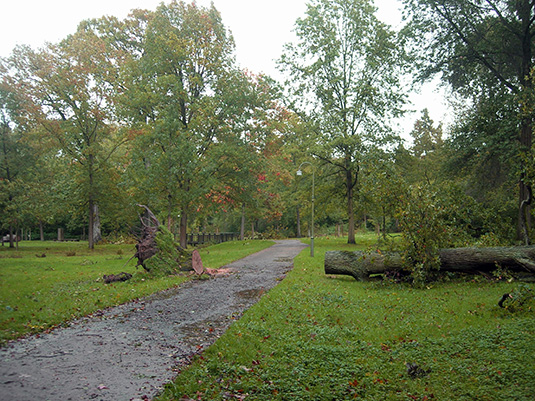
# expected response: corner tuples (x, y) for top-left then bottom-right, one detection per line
(144, 226), (192, 276)
(397, 185), (449, 286)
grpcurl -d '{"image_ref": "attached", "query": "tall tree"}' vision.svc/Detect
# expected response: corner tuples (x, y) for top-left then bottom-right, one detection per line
(0, 88), (22, 246)
(124, 1), (242, 248)
(1, 23), (129, 248)
(279, 0), (408, 244)
(408, 108), (446, 185)
(410, 109), (443, 159)
(200, 74), (297, 239)
(403, 0), (535, 243)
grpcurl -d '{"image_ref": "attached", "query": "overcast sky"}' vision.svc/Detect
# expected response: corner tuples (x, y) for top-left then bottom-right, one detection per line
(1, 0), (451, 138)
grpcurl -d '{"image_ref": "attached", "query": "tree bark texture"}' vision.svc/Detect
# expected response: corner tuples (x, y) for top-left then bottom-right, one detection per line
(179, 212), (188, 249)
(135, 205), (160, 270)
(92, 203), (102, 244)
(39, 220), (44, 241)
(346, 167), (356, 245)
(324, 246), (535, 281)
(240, 203), (246, 241)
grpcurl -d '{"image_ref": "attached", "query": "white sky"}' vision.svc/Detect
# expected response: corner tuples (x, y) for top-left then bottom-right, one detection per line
(0, 0), (451, 139)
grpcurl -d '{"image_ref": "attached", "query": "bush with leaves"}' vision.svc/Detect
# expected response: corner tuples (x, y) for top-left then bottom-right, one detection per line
(396, 178), (515, 286)
(499, 284), (535, 313)
(143, 226), (192, 276)
(397, 185), (452, 286)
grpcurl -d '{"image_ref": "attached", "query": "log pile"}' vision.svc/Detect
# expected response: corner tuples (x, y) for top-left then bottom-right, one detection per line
(324, 246), (535, 281)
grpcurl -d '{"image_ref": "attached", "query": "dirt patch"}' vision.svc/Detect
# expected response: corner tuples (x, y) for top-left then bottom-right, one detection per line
(236, 288), (266, 300)
(0, 240), (307, 401)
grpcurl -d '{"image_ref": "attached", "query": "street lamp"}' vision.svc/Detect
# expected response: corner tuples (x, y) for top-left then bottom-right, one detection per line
(297, 162), (315, 257)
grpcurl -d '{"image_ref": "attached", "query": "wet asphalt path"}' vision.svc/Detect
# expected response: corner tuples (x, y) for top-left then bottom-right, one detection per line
(0, 240), (308, 401)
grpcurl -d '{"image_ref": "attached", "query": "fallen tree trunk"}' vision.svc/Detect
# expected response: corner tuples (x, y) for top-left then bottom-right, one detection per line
(103, 272), (132, 283)
(324, 246), (535, 281)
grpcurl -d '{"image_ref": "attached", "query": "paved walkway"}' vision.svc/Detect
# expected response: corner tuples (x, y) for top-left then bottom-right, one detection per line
(0, 240), (308, 401)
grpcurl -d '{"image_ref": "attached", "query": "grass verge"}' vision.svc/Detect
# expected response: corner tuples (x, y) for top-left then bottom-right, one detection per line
(0, 239), (273, 344)
(157, 235), (535, 401)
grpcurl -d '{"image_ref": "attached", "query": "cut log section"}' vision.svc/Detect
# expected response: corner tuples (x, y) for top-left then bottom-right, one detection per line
(324, 246), (535, 281)
(103, 272), (133, 283)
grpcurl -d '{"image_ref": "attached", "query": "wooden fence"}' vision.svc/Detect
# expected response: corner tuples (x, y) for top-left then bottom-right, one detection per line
(185, 232), (239, 246)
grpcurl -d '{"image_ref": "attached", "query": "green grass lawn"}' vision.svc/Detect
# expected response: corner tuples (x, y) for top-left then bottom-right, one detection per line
(0, 239), (274, 344)
(157, 235), (535, 401)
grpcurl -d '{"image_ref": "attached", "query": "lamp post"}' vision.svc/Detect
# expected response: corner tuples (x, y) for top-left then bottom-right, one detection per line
(297, 162), (315, 257)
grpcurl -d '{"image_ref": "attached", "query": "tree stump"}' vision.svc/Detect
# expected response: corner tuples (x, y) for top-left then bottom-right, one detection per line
(134, 205), (197, 275)
(134, 205), (160, 270)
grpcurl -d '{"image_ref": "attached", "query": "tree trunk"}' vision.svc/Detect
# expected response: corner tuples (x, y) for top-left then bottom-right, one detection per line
(324, 246), (535, 281)
(296, 205), (301, 238)
(88, 201), (94, 249)
(167, 194), (173, 231)
(179, 212), (187, 249)
(135, 205), (160, 270)
(88, 155), (95, 250)
(517, 0), (533, 244)
(518, 121), (532, 245)
(92, 203), (102, 244)
(346, 168), (356, 244)
(240, 203), (245, 241)
(39, 220), (44, 241)
(8, 225), (14, 248)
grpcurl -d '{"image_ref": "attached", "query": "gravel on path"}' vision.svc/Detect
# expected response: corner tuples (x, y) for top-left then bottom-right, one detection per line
(0, 239), (308, 401)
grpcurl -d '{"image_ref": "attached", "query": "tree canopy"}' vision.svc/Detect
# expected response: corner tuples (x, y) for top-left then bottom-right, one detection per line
(0, 0), (533, 255)
(279, 0), (409, 244)
(402, 0), (535, 243)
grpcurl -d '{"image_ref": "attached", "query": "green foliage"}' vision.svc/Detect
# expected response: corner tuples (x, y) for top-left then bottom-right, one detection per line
(410, 109), (444, 159)
(122, 1), (237, 238)
(1, 0), (533, 248)
(279, 0), (409, 244)
(500, 284), (535, 313)
(403, 0), (533, 97)
(403, 0), (535, 242)
(396, 181), (511, 285)
(1, 25), (131, 248)
(445, 92), (519, 228)
(157, 237), (535, 401)
(397, 185), (448, 286)
(144, 226), (190, 276)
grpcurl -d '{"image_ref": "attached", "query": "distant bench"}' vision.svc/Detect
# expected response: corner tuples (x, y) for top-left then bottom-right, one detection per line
(1, 235), (21, 245)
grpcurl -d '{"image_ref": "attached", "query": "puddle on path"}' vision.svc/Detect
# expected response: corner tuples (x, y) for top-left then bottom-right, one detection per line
(236, 288), (266, 300)
(274, 257), (293, 263)
(176, 289), (266, 351)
